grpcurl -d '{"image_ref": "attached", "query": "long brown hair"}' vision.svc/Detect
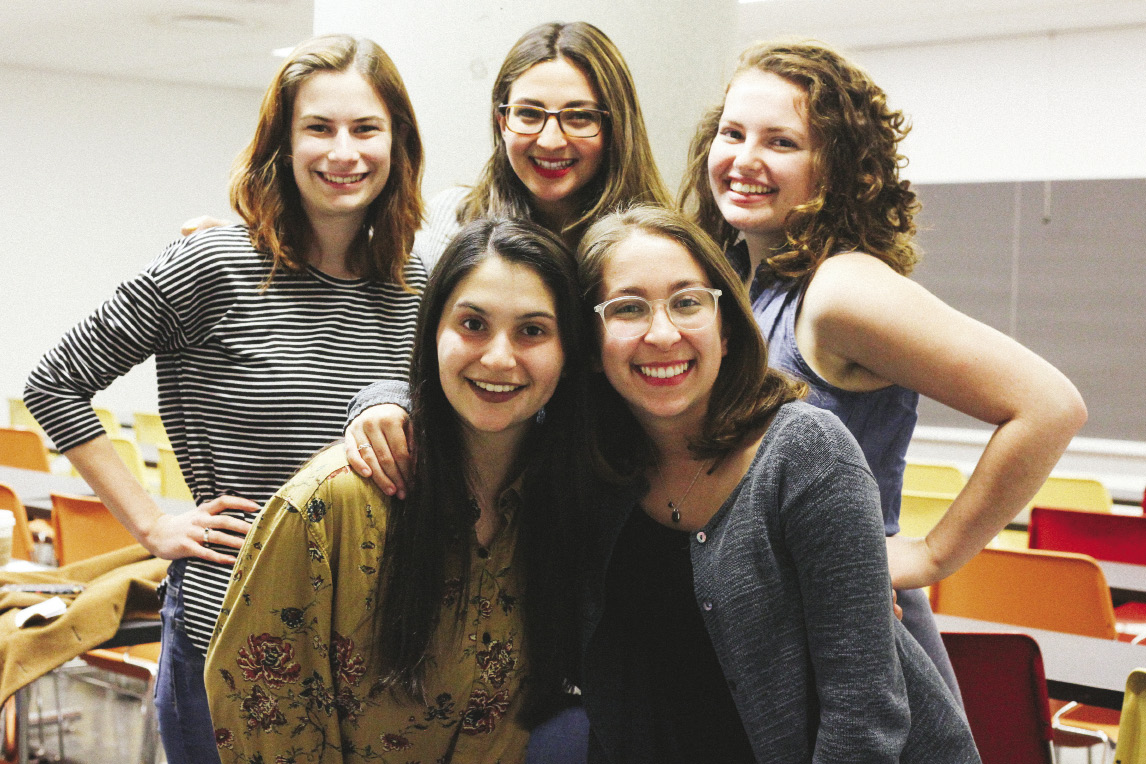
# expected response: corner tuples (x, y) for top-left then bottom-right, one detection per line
(461, 22), (671, 241)
(679, 40), (919, 282)
(577, 205), (805, 474)
(230, 34), (424, 287)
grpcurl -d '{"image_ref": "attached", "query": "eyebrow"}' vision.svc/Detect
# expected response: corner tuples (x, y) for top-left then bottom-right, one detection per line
(510, 98), (600, 109)
(298, 114), (388, 124)
(609, 279), (708, 297)
(455, 302), (557, 321)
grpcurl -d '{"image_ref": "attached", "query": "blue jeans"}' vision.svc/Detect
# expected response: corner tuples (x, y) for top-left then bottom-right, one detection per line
(154, 559), (222, 764)
(526, 705), (589, 764)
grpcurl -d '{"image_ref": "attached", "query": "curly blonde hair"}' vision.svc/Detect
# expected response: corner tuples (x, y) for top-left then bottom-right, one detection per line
(679, 40), (920, 280)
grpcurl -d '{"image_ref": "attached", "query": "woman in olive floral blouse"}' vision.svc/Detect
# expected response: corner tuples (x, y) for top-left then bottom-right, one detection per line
(205, 219), (592, 764)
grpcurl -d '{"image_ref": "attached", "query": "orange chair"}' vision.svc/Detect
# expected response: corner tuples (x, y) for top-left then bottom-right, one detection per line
(931, 547), (1120, 758)
(0, 427), (51, 472)
(48, 493), (137, 566)
(0, 484), (36, 562)
(941, 632), (1054, 764)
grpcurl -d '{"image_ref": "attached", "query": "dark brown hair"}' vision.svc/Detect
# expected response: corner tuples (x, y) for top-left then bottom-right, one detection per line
(230, 34), (424, 287)
(679, 40), (919, 281)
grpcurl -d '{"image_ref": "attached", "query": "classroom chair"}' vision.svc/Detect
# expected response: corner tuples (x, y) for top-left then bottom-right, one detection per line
(92, 406), (121, 438)
(48, 493), (137, 566)
(1032, 475), (1113, 512)
(897, 490), (955, 537)
(931, 547), (1121, 759)
(940, 632), (1054, 764)
(1114, 669), (1146, 764)
(131, 412), (169, 448)
(110, 436), (159, 493)
(156, 446), (192, 501)
(0, 483), (36, 562)
(6, 398), (44, 437)
(903, 461), (966, 494)
(0, 427), (52, 472)
(79, 643), (162, 764)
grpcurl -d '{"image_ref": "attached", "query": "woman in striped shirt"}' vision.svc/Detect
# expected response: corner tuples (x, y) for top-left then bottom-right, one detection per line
(25, 34), (425, 764)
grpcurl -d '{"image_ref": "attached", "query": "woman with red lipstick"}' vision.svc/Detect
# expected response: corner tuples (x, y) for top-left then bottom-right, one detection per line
(575, 205), (978, 764)
(679, 40), (1087, 700)
(25, 35), (425, 764)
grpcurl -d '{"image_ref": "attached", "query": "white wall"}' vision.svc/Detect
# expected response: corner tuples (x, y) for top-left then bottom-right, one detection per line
(1, 66), (261, 419)
(850, 25), (1146, 183)
(313, 0), (737, 197)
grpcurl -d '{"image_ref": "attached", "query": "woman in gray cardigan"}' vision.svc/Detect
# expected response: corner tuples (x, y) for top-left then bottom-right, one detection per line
(575, 205), (979, 764)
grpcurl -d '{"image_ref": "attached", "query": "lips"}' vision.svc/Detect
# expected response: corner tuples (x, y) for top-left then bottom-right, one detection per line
(468, 378), (526, 402)
(728, 179), (776, 196)
(319, 171), (367, 185)
(530, 157), (575, 179)
(635, 360), (693, 385)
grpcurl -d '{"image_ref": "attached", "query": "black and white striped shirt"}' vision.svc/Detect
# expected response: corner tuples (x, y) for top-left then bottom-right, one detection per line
(25, 225), (424, 653)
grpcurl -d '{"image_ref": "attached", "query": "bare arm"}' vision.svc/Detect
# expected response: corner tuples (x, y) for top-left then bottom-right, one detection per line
(798, 253), (1087, 588)
(67, 436), (258, 564)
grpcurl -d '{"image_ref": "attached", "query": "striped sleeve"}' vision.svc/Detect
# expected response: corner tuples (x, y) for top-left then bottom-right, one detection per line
(411, 186), (467, 273)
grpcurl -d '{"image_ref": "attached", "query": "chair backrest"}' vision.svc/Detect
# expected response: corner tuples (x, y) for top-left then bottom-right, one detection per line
(898, 490), (955, 537)
(132, 411), (170, 448)
(93, 406), (122, 437)
(903, 461), (967, 494)
(7, 398), (44, 436)
(157, 446), (193, 501)
(941, 632), (1054, 764)
(0, 483), (36, 561)
(1115, 668), (1146, 764)
(0, 426), (52, 472)
(930, 547), (1118, 639)
(110, 436), (149, 484)
(1031, 476), (1112, 512)
(1029, 505), (1146, 565)
(49, 493), (137, 566)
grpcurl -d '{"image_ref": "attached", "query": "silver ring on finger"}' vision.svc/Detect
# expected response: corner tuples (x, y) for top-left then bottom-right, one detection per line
(357, 443), (371, 452)
(203, 527), (211, 546)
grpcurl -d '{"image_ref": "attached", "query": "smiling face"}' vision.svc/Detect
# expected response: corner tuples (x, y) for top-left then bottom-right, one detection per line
(437, 255), (565, 448)
(596, 233), (727, 433)
(500, 58), (606, 226)
(707, 69), (818, 252)
(291, 69), (393, 233)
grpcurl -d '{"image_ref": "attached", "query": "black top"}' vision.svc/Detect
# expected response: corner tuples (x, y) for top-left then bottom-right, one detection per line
(607, 507), (754, 764)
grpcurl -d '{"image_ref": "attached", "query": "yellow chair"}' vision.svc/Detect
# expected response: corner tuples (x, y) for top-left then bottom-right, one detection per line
(903, 461), (967, 494)
(92, 406), (121, 437)
(157, 446), (193, 501)
(7, 398), (44, 436)
(132, 411), (170, 448)
(110, 436), (159, 493)
(898, 490), (955, 537)
(0, 483), (36, 562)
(49, 493), (138, 566)
(0, 426), (52, 472)
(1032, 476), (1113, 512)
(1114, 669), (1146, 764)
(931, 547), (1122, 757)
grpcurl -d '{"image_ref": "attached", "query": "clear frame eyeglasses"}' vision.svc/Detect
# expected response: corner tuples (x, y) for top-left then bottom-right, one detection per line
(594, 287), (723, 339)
(498, 104), (610, 138)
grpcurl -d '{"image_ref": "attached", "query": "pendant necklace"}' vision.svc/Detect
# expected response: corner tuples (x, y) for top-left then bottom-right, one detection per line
(664, 461), (707, 524)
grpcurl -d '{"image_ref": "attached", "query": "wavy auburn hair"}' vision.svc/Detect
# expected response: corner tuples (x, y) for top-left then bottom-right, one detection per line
(230, 34), (424, 287)
(577, 205), (805, 474)
(680, 40), (920, 281)
(461, 21), (671, 241)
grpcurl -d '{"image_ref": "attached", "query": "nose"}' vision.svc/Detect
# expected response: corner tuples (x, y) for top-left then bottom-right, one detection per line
(328, 127), (357, 161)
(535, 114), (568, 150)
(643, 303), (681, 347)
(481, 332), (517, 370)
(731, 140), (764, 173)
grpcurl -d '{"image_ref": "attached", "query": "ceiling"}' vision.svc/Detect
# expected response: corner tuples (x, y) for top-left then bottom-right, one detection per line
(2, 0), (1145, 90)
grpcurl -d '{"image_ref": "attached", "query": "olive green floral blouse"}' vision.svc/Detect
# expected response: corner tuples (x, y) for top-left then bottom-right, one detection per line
(205, 446), (530, 764)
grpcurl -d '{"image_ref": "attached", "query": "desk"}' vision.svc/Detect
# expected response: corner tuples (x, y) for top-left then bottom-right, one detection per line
(1103, 560), (1146, 602)
(0, 465), (194, 519)
(935, 614), (1145, 710)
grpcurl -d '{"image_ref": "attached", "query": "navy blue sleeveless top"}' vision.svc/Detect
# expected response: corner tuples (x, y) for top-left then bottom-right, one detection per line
(730, 243), (917, 534)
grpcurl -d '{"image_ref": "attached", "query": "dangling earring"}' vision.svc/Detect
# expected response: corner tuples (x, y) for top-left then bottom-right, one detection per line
(535, 406), (547, 425)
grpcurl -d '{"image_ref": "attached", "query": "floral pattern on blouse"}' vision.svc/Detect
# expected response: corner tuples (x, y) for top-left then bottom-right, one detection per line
(205, 446), (530, 764)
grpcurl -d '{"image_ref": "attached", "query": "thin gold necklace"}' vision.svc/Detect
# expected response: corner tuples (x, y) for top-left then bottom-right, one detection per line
(663, 461), (708, 524)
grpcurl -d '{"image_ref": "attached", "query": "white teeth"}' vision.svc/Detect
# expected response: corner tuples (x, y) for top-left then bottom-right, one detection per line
(532, 158), (575, 170)
(322, 172), (365, 184)
(729, 180), (774, 195)
(472, 380), (521, 393)
(637, 362), (690, 379)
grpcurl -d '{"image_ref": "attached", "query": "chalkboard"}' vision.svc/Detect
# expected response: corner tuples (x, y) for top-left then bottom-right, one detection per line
(910, 179), (1146, 442)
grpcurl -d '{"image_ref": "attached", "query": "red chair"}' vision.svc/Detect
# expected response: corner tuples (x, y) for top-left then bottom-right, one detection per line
(940, 632), (1054, 764)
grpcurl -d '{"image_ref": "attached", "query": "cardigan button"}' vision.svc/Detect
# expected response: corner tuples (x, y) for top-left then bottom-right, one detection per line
(696, 531), (707, 543)
(702, 601), (713, 611)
